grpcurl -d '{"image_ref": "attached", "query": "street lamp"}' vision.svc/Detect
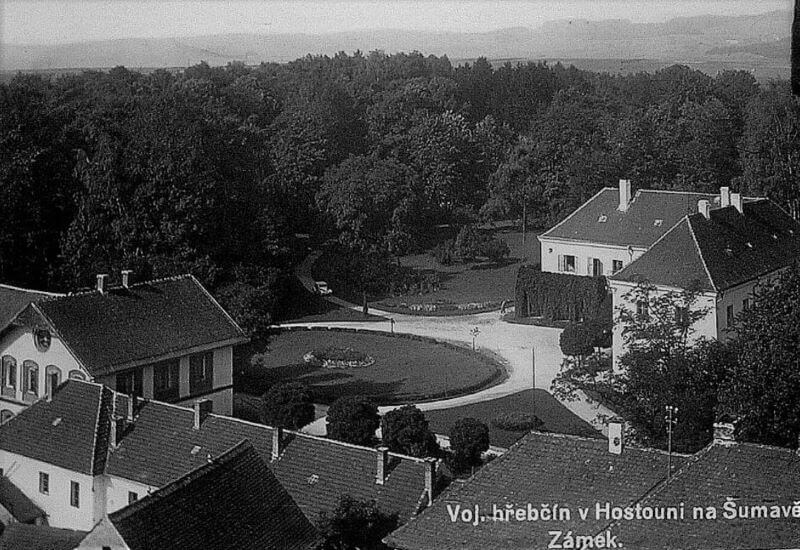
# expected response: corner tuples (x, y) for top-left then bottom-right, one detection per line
(470, 327), (480, 351)
(389, 318), (395, 334)
(665, 405), (679, 478)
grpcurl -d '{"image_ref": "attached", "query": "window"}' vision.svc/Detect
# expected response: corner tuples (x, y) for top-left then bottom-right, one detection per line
(189, 352), (213, 395)
(558, 254), (576, 273)
(39, 472), (49, 495)
(743, 298), (750, 311)
(45, 365), (62, 396)
(23, 361), (39, 398)
(153, 360), (179, 401)
(70, 481), (80, 508)
(636, 300), (649, 317)
(674, 307), (690, 325)
(612, 260), (624, 274)
(726, 304), (734, 327)
(128, 491), (138, 505)
(589, 258), (603, 277)
(116, 370), (142, 397)
(1, 356), (16, 398)
(68, 370), (86, 381)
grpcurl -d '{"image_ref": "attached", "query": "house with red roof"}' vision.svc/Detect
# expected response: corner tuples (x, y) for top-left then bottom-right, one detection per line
(0, 272), (248, 421)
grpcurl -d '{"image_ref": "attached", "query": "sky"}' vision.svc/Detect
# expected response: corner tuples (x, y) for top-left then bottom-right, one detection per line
(1, 0), (793, 45)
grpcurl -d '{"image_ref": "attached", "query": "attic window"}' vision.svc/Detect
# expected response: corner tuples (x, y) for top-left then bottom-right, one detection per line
(51, 417), (62, 427)
(598, 215), (607, 223)
(307, 474), (319, 485)
(725, 247), (733, 257)
(653, 219), (663, 227)
(190, 445), (201, 455)
(773, 234), (779, 240)
(746, 242), (753, 249)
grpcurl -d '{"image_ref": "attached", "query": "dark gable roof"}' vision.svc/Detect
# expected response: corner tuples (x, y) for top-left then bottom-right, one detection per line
(540, 188), (721, 248)
(0, 476), (46, 524)
(0, 524), (86, 550)
(109, 441), (321, 550)
(386, 431), (686, 550)
(0, 381), (112, 475)
(0, 284), (61, 332)
(611, 200), (800, 292)
(612, 442), (800, 549)
(32, 275), (247, 376)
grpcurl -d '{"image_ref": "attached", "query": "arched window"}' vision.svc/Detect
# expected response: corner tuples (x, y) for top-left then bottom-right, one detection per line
(68, 370), (87, 381)
(45, 365), (62, 396)
(22, 360), (39, 397)
(0, 409), (14, 425)
(1, 356), (16, 398)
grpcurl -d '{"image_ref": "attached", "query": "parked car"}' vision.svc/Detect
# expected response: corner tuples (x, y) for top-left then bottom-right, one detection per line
(314, 281), (333, 295)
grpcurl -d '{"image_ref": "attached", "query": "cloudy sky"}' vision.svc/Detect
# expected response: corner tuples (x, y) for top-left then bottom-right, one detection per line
(1, 0), (792, 45)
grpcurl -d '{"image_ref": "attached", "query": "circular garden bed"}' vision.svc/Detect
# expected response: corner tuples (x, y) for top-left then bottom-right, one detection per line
(235, 327), (507, 405)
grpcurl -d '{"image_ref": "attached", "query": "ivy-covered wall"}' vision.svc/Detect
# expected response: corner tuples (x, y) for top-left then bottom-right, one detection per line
(515, 265), (612, 323)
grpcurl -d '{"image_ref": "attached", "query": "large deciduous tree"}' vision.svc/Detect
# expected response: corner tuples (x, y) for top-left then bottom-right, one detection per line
(380, 405), (440, 458)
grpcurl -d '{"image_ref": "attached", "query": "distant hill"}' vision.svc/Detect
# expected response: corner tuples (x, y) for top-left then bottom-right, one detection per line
(0, 9), (791, 72)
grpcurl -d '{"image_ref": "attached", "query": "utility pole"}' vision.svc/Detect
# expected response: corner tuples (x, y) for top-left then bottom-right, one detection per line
(470, 327), (480, 351)
(665, 405), (678, 479)
(531, 347), (536, 417)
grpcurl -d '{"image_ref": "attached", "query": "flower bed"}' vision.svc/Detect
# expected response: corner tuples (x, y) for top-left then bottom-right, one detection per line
(303, 346), (375, 369)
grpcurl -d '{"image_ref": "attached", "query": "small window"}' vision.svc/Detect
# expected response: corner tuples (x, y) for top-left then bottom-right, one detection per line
(23, 361), (39, 397)
(116, 370), (143, 397)
(70, 481), (80, 508)
(598, 215), (607, 223)
(612, 260), (624, 274)
(674, 306), (689, 325)
(726, 304), (734, 326)
(39, 472), (49, 495)
(68, 370), (86, 381)
(153, 360), (180, 401)
(128, 491), (138, 505)
(189, 352), (213, 395)
(45, 365), (62, 396)
(1, 356), (16, 398)
(636, 300), (649, 317)
(743, 298), (750, 311)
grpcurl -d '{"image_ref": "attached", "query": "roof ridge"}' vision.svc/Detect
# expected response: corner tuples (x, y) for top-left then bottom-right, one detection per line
(43, 274), (195, 301)
(609, 216), (690, 282)
(0, 283), (63, 296)
(686, 215), (719, 292)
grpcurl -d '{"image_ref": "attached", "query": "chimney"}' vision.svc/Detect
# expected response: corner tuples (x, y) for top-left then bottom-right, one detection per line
(375, 446), (390, 485)
(713, 420), (736, 446)
(731, 193), (743, 214)
(618, 179), (631, 212)
(720, 187), (731, 208)
(272, 427), (284, 461)
(126, 395), (135, 421)
(697, 199), (710, 219)
(193, 399), (212, 430)
(423, 458), (436, 507)
(607, 418), (624, 455)
(96, 273), (109, 293)
(121, 269), (133, 288)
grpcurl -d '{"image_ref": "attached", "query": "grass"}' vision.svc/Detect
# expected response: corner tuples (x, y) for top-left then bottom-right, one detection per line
(424, 389), (601, 448)
(234, 328), (506, 406)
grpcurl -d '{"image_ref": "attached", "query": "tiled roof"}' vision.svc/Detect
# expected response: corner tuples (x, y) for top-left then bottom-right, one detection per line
(385, 431), (686, 550)
(0, 284), (61, 333)
(0, 476), (46, 524)
(611, 201), (800, 292)
(30, 275), (247, 376)
(611, 442), (800, 549)
(0, 381), (111, 475)
(0, 524), (86, 550)
(540, 188), (721, 248)
(109, 440), (321, 550)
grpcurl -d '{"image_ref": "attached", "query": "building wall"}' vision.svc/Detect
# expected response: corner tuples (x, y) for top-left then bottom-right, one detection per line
(0, 451), (96, 530)
(105, 475), (157, 515)
(175, 386), (233, 416)
(610, 280), (718, 369)
(539, 237), (646, 277)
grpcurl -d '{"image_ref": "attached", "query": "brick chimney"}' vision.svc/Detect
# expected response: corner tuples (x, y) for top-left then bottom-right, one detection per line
(618, 179), (631, 212)
(376, 446), (390, 485)
(272, 427), (284, 461)
(96, 273), (109, 293)
(697, 199), (710, 219)
(720, 187), (731, 207)
(731, 193), (743, 214)
(423, 458), (436, 507)
(713, 421), (736, 446)
(193, 399), (212, 430)
(607, 418), (624, 455)
(121, 269), (133, 289)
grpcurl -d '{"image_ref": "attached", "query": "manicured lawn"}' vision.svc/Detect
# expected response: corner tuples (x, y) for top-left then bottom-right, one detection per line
(234, 328), (506, 406)
(424, 389), (601, 449)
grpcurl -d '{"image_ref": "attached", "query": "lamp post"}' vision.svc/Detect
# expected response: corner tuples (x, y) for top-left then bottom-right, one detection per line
(470, 327), (480, 351)
(665, 405), (678, 478)
(389, 318), (395, 334)
(531, 347), (536, 417)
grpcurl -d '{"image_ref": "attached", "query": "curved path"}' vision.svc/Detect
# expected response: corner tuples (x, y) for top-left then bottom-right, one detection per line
(280, 300), (617, 437)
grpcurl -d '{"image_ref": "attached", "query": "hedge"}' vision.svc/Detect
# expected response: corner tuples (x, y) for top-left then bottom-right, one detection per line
(515, 265), (612, 324)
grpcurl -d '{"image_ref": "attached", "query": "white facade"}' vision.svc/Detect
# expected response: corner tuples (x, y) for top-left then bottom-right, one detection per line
(539, 237), (646, 277)
(105, 475), (157, 516)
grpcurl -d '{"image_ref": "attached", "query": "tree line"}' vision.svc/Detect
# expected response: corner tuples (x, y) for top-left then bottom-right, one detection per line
(2, 52), (798, 328)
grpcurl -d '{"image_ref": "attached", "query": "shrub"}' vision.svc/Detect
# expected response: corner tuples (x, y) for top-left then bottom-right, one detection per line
(449, 417), (490, 474)
(262, 382), (315, 429)
(381, 405), (440, 458)
(480, 236), (510, 264)
(491, 412), (544, 432)
(455, 225), (483, 261)
(430, 239), (457, 265)
(560, 323), (595, 357)
(327, 396), (380, 446)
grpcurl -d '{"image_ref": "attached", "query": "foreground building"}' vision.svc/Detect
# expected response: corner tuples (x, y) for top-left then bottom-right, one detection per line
(0, 273), (248, 419)
(0, 380), (439, 532)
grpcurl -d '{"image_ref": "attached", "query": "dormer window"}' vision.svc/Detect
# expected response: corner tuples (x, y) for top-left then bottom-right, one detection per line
(598, 215), (607, 223)
(746, 242), (753, 249)
(653, 219), (663, 227)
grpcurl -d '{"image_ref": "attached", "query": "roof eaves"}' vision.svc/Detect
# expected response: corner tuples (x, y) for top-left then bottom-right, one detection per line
(686, 216), (719, 293)
(89, 385), (103, 476)
(539, 187), (615, 240)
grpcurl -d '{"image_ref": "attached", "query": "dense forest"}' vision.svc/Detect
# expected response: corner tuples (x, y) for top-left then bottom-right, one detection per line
(1, 52), (799, 330)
